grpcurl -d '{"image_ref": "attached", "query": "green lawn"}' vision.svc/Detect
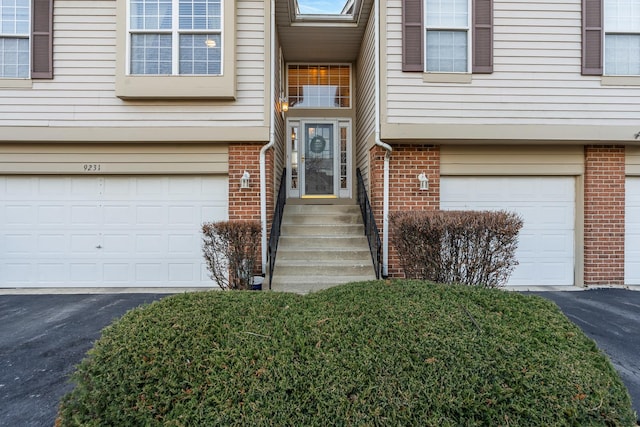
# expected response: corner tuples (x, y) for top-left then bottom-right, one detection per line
(58, 280), (636, 426)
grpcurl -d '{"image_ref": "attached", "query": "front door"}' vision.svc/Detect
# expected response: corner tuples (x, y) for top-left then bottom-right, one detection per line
(287, 119), (351, 199)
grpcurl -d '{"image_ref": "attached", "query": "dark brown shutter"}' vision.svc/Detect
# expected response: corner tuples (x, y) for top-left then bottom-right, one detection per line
(472, 0), (493, 73)
(31, 0), (53, 79)
(582, 0), (603, 75)
(402, 0), (423, 72)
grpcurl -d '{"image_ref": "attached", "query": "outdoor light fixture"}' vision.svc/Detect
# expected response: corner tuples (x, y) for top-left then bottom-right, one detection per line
(418, 172), (428, 191)
(280, 98), (289, 112)
(240, 171), (250, 189)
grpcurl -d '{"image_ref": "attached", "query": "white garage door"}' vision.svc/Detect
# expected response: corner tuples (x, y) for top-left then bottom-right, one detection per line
(0, 176), (227, 287)
(626, 177), (640, 285)
(441, 177), (575, 286)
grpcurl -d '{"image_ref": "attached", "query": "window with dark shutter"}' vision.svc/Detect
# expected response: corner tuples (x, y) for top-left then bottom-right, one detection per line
(31, 0), (53, 79)
(472, 0), (493, 73)
(402, 0), (493, 74)
(402, 0), (423, 72)
(582, 0), (603, 76)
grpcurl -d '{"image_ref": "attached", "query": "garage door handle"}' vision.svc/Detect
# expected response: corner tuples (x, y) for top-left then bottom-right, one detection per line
(96, 245), (102, 249)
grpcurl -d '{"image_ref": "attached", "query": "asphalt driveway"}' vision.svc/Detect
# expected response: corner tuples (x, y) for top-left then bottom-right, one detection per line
(527, 288), (640, 421)
(0, 293), (171, 426)
(0, 288), (638, 426)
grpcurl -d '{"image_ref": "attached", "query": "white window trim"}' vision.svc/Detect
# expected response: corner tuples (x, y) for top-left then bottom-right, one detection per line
(116, 0), (235, 99)
(0, 0), (31, 79)
(125, 0), (224, 76)
(423, 0), (472, 73)
(603, 0), (640, 76)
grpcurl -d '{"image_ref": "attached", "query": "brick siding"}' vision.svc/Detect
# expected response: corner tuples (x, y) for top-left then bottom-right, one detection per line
(370, 144), (440, 278)
(583, 145), (625, 285)
(228, 143), (274, 265)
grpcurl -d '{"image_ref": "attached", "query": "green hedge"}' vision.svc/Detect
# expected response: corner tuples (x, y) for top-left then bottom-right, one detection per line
(58, 281), (636, 426)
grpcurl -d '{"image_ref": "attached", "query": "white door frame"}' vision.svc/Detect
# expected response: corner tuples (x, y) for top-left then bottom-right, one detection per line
(286, 118), (352, 199)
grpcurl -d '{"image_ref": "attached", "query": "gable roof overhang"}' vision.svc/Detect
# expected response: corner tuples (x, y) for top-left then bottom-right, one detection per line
(276, 0), (374, 62)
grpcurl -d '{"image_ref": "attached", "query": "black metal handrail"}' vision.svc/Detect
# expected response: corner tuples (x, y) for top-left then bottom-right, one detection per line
(268, 168), (287, 289)
(356, 168), (382, 279)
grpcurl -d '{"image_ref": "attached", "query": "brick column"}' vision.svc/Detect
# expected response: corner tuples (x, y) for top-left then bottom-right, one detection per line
(370, 144), (440, 278)
(228, 143), (262, 221)
(583, 145), (625, 285)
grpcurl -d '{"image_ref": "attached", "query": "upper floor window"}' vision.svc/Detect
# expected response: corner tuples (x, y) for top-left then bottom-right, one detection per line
(424, 0), (470, 73)
(604, 0), (640, 75)
(402, 0), (492, 74)
(0, 0), (30, 78)
(287, 64), (351, 108)
(128, 0), (222, 75)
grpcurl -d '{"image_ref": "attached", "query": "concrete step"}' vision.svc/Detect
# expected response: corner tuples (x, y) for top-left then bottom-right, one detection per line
(283, 213), (363, 225)
(270, 203), (378, 293)
(284, 204), (361, 215)
(269, 275), (377, 294)
(280, 224), (364, 236)
(277, 248), (372, 261)
(278, 235), (369, 249)
(274, 260), (374, 276)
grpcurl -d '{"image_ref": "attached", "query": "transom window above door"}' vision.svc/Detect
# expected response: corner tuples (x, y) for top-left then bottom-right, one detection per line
(287, 64), (351, 108)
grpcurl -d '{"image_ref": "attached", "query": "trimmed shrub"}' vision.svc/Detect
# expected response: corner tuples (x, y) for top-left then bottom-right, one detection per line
(56, 281), (636, 426)
(202, 220), (261, 290)
(391, 210), (523, 288)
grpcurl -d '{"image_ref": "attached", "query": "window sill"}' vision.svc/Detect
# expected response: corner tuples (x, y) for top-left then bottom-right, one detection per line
(0, 79), (33, 89)
(423, 73), (472, 84)
(601, 76), (640, 86)
(115, 74), (235, 100)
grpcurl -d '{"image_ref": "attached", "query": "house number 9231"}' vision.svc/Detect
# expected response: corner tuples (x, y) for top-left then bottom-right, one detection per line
(83, 164), (102, 172)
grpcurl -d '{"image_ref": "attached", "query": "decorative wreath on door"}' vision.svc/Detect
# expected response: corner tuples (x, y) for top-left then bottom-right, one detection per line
(309, 135), (326, 153)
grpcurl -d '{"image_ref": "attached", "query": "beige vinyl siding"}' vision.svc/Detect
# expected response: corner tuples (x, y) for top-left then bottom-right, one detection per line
(0, 144), (228, 174)
(355, 9), (377, 190)
(0, 0), (267, 134)
(627, 147), (640, 176)
(440, 145), (584, 175)
(383, 0), (640, 128)
(273, 39), (286, 191)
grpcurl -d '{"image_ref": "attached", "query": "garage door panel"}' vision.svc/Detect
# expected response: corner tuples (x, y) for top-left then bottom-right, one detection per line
(103, 234), (132, 253)
(102, 178), (131, 198)
(441, 177), (575, 286)
(103, 264), (129, 283)
(39, 264), (66, 282)
(169, 263), (195, 282)
(70, 264), (99, 282)
(6, 264), (30, 282)
(136, 235), (164, 253)
(136, 264), (164, 282)
(5, 235), (31, 254)
(39, 234), (67, 253)
(70, 234), (97, 254)
(169, 206), (197, 224)
(541, 233), (573, 254)
(626, 177), (640, 284)
(136, 206), (164, 225)
(6, 206), (34, 225)
(71, 206), (100, 225)
(0, 176), (228, 287)
(169, 234), (196, 254)
(103, 206), (132, 225)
